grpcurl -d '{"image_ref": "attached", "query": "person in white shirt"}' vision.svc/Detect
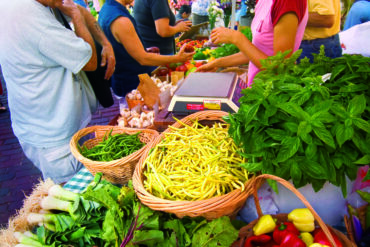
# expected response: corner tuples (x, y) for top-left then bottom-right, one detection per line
(0, 0), (115, 184)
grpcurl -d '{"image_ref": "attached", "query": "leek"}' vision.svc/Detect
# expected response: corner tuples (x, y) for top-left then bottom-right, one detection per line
(47, 184), (79, 202)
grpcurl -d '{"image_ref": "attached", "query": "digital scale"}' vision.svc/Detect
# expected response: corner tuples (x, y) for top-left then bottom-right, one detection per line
(168, 72), (241, 114)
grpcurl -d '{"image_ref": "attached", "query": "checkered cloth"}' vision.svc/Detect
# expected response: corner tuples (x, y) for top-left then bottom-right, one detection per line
(63, 167), (94, 193)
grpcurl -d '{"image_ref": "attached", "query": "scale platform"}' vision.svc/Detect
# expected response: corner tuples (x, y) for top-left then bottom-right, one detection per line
(168, 72), (240, 114)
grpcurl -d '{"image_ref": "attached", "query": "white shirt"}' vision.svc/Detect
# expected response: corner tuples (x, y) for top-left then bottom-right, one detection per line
(0, 0), (97, 147)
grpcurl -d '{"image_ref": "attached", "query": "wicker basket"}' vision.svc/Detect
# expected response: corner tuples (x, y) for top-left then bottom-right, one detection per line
(231, 174), (357, 247)
(70, 125), (159, 184)
(132, 110), (262, 220)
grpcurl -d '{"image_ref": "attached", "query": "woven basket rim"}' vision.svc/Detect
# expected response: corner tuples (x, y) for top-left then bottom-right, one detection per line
(70, 125), (159, 167)
(242, 174), (357, 247)
(133, 110), (258, 218)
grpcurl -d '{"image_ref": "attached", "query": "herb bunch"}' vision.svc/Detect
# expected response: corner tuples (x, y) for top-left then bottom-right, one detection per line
(225, 47), (370, 196)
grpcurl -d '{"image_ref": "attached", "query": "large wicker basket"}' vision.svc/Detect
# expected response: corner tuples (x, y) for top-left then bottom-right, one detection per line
(231, 174), (357, 247)
(132, 110), (262, 220)
(70, 125), (159, 184)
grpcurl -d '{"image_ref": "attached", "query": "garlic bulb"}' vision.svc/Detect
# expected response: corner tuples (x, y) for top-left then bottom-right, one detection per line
(142, 119), (151, 128)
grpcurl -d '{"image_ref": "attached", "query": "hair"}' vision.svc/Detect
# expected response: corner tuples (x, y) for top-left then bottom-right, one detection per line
(179, 5), (191, 15)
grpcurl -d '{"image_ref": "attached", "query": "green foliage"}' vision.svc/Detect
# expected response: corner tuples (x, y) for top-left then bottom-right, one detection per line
(210, 27), (252, 59)
(30, 174), (240, 247)
(225, 47), (370, 195)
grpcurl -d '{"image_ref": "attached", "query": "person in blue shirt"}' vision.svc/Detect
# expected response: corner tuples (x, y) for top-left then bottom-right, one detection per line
(343, 0), (370, 30)
(235, 0), (247, 26)
(98, 0), (194, 97)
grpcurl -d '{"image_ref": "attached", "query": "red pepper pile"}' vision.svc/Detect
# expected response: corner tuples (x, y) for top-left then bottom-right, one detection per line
(244, 221), (343, 247)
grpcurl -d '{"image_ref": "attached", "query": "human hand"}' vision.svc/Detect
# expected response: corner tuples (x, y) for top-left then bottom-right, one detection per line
(195, 60), (218, 72)
(176, 20), (192, 33)
(177, 44), (195, 63)
(100, 42), (116, 80)
(56, 0), (79, 18)
(210, 27), (238, 45)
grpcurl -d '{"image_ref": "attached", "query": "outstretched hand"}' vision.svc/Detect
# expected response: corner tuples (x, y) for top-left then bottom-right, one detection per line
(196, 60), (218, 72)
(210, 27), (238, 45)
(177, 44), (195, 63)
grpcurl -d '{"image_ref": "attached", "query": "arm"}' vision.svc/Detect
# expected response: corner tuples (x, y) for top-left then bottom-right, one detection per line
(208, 12), (299, 69)
(196, 52), (249, 72)
(111, 17), (193, 66)
(307, 12), (334, 28)
(77, 5), (116, 79)
(155, 18), (192, 37)
(57, 0), (97, 71)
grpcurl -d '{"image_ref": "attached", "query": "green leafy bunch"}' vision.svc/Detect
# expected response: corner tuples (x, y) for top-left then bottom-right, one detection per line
(225, 47), (370, 196)
(83, 174), (240, 247)
(210, 27), (252, 59)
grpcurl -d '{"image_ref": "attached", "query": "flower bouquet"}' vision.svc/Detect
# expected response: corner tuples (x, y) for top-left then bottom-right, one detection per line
(207, 1), (224, 30)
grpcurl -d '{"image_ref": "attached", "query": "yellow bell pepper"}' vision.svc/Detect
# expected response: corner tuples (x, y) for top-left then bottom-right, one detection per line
(288, 208), (315, 232)
(253, 215), (276, 236)
(309, 244), (329, 247)
(300, 232), (314, 246)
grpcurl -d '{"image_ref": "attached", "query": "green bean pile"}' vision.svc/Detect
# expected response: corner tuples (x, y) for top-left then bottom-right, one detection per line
(80, 130), (145, 162)
(143, 119), (249, 201)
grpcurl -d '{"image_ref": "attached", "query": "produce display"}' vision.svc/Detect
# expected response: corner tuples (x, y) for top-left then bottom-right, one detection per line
(142, 118), (250, 201)
(4, 36), (370, 247)
(176, 39), (208, 51)
(226, 48), (370, 195)
(79, 129), (144, 161)
(192, 27), (253, 61)
(243, 208), (343, 247)
(12, 174), (240, 247)
(152, 60), (207, 78)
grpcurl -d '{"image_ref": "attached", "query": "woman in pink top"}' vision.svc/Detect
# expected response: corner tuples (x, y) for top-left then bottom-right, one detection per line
(197, 0), (308, 87)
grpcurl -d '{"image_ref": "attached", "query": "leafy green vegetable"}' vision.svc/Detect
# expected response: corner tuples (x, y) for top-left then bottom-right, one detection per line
(210, 26), (253, 59)
(80, 130), (145, 162)
(225, 47), (370, 196)
(191, 216), (239, 247)
(22, 174), (242, 247)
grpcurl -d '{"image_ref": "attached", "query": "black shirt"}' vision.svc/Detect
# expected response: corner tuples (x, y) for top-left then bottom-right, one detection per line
(134, 0), (176, 55)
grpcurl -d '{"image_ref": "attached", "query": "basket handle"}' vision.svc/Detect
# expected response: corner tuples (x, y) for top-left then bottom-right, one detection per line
(252, 174), (338, 247)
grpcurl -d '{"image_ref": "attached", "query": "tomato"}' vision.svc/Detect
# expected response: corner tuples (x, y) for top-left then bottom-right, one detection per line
(176, 64), (188, 72)
(184, 45), (195, 53)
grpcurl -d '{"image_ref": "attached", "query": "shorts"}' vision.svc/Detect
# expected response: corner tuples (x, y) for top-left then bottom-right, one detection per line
(20, 141), (83, 184)
(298, 34), (342, 62)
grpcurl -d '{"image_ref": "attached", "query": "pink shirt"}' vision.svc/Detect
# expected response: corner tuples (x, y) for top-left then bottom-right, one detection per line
(247, 0), (308, 87)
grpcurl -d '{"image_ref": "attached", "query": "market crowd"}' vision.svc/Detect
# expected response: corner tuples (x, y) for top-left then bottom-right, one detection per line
(0, 0), (369, 187)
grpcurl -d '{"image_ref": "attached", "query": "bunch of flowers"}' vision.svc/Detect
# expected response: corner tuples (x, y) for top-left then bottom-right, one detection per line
(170, 0), (192, 11)
(218, 0), (232, 27)
(245, 0), (256, 19)
(207, 1), (224, 30)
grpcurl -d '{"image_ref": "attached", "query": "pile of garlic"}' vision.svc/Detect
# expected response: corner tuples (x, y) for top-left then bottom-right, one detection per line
(151, 76), (178, 96)
(126, 89), (144, 101)
(117, 108), (154, 128)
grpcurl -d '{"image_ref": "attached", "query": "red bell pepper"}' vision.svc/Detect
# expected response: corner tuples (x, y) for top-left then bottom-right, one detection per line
(244, 234), (272, 247)
(273, 222), (300, 244)
(278, 232), (306, 247)
(313, 228), (343, 247)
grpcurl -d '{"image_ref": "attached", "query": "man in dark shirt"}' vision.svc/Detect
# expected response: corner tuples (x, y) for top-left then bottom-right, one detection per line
(133, 0), (191, 55)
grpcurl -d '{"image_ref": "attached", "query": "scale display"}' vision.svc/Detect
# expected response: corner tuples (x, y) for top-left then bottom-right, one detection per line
(168, 72), (241, 114)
